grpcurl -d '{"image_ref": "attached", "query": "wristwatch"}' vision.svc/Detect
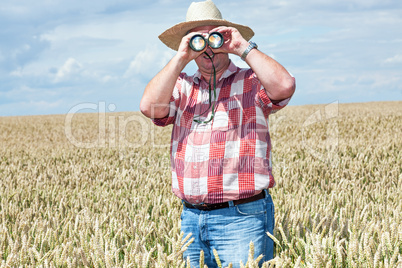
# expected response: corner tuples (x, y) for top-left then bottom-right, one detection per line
(241, 41), (258, 61)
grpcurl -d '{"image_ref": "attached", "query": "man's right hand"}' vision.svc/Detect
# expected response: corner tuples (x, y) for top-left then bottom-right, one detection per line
(176, 32), (208, 64)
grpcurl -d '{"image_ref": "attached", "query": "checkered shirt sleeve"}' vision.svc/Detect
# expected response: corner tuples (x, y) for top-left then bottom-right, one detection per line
(151, 73), (183, 126)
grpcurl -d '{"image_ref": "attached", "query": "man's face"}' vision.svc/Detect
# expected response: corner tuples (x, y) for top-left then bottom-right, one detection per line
(189, 25), (230, 75)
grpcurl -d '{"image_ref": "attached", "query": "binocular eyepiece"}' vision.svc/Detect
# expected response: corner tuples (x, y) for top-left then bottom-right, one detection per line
(189, 32), (224, 52)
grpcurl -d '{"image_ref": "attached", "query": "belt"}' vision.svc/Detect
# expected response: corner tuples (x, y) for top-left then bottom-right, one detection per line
(183, 191), (266, 211)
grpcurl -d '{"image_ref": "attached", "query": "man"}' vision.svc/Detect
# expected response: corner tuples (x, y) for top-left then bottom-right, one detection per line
(140, 0), (295, 267)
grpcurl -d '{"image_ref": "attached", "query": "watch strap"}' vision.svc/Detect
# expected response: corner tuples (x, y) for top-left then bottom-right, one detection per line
(241, 41), (258, 61)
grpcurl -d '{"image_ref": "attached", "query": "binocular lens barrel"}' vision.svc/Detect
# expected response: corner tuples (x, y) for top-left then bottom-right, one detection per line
(189, 35), (206, 51)
(189, 32), (224, 51)
(208, 32), (223, 49)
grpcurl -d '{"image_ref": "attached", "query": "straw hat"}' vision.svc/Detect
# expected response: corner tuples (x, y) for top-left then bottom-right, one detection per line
(159, 0), (254, 51)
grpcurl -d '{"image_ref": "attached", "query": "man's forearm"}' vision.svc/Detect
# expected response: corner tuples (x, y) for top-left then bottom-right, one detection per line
(242, 46), (295, 101)
(140, 55), (188, 118)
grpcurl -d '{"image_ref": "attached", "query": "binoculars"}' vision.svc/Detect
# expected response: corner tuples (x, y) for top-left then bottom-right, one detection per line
(189, 32), (224, 52)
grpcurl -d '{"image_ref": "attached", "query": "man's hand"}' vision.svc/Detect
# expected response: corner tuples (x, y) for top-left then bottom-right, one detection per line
(208, 26), (250, 57)
(176, 32), (208, 64)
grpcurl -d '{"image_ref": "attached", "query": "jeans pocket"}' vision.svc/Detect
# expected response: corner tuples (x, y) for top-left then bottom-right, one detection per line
(235, 199), (266, 216)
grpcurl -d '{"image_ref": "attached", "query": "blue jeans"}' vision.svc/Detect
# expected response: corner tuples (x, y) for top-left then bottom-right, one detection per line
(180, 190), (275, 268)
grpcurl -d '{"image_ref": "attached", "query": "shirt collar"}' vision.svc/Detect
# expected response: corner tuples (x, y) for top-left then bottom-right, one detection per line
(193, 60), (238, 84)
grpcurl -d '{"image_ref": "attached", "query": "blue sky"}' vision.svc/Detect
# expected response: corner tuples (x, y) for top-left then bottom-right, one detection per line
(0, 0), (401, 116)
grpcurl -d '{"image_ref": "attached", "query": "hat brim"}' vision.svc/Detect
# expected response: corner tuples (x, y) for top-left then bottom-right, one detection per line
(159, 19), (254, 51)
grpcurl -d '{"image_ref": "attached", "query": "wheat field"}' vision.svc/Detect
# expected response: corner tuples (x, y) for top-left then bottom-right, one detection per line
(0, 101), (401, 267)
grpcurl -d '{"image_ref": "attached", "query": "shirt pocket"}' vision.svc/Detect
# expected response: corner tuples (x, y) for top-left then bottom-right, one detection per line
(212, 96), (242, 131)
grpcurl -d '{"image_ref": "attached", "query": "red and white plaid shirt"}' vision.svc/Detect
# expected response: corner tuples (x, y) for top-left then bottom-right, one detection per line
(153, 61), (292, 204)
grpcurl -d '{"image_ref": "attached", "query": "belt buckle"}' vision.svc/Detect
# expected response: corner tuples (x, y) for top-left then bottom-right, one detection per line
(195, 203), (211, 210)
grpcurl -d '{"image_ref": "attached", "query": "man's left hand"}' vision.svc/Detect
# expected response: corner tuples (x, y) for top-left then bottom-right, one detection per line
(209, 26), (250, 57)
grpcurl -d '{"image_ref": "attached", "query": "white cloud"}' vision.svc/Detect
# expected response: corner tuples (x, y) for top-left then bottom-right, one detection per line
(384, 54), (402, 64)
(9, 67), (23, 77)
(124, 47), (158, 77)
(124, 45), (174, 78)
(55, 58), (83, 82)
